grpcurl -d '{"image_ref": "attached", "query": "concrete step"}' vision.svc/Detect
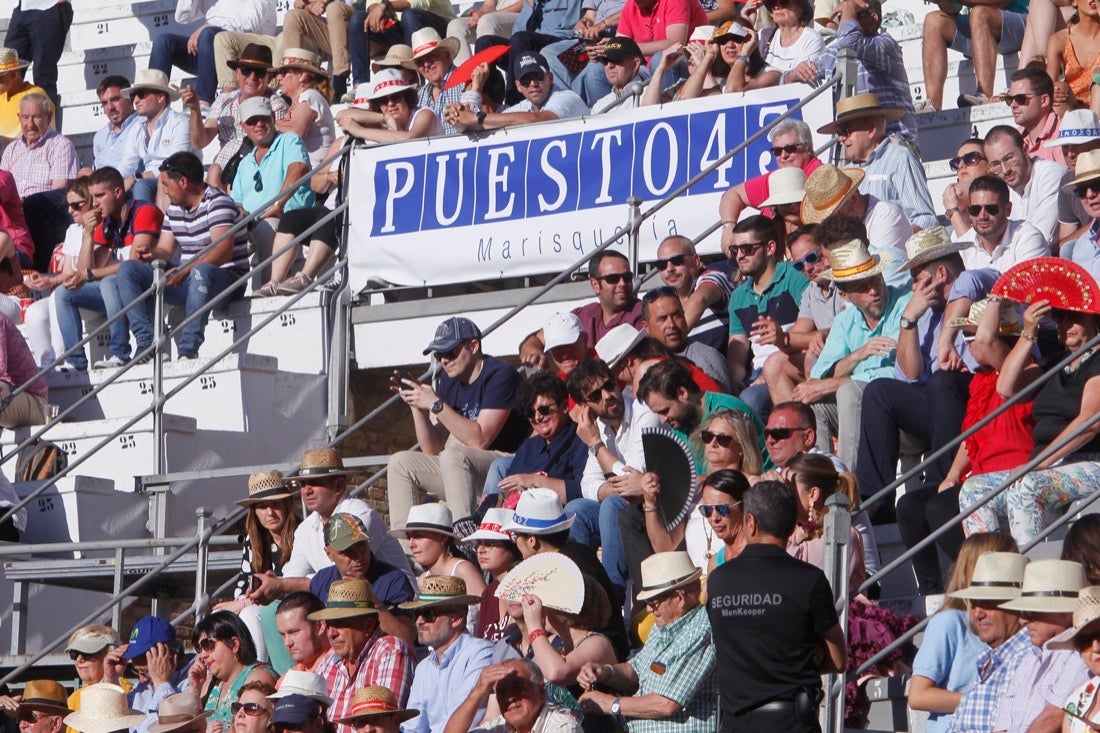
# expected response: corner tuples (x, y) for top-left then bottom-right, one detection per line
(12, 475), (149, 550)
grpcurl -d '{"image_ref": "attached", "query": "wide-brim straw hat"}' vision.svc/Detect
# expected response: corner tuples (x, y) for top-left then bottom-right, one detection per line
(759, 167), (806, 208)
(1045, 108), (1100, 148)
(948, 551), (1028, 601)
(373, 45), (414, 72)
(801, 165), (866, 224)
(123, 69), (180, 102)
(402, 28), (460, 68)
(594, 324), (648, 368)
(389, 502), (455, 539)
(827, 238), (884, 283)
(293, 447), (352, 478)
(268, 670), (335, 707)
(1049, 586), (1100, 649)
(147, 694), (212, 733)
(899, 226), (971, 273)
(501, 487), (575, 534)
(1062, 149), (1100, 191)
(1000, 559), (1086, 613)
(333, 687), (418, 725)
(236, 470), (295, 506)
(947, 297), (1022, 334)
(462, 508), (515, 542)
(17, 680), (71, 717)
(495, 553), (585, 613)
(63, 684), (145, 733)
(306, 579), (381, 620)
(273, 48), (327, 77)
(0, 48), (30, 74)
(635, 551), (702, 601)
(398, 575), (481, 610)
(818, 92), (904, 135)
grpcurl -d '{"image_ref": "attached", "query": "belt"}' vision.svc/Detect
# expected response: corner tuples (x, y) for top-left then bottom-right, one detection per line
(746, 699), (796, 714)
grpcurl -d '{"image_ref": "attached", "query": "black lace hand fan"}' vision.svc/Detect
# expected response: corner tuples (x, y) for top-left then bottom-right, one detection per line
(642, 425), (699, 532)
(992, 257), (1100, 314)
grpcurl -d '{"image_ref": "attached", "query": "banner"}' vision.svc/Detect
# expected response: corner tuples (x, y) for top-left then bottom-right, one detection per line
(347, 84), (834, 290)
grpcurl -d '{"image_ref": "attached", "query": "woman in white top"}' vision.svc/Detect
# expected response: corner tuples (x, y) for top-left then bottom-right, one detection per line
(338, 70), (445, 142)
(728, 0), (824, 90)
(274, 48), (336, 169)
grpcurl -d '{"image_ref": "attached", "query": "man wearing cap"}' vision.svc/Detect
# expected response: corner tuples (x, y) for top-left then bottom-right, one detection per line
(180, 44), (290, 190)
(116, 70), (195, 205)
(1063, 149), (1100, 283)
(572, 251), (645, 346)
(820, 93), (936, 231)
(642, 287), (730, 392)
(447, 660), (581, 733)
(5, 681), (69, 733)
(388, 316), (524, 534)
(707, 481), (846, 732)
(954, 175), (1048, 273)
(588, 37), (651, 113)
(577, 551), (717, 732)
(123, 616), (194, 733)
(335, 687), (419, 733)
(311, 579), (415, 733)
(92, 76), (140, 175)
(400, 577), (495, 733)
(541, 312), (591, 377)
(446, 51), (588, 132)
(272, 695), (327, 733)
(653, 235), (733, 356)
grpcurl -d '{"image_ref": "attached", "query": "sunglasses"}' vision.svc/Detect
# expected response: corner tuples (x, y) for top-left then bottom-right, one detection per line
(791, 248), (822, 272)
(644, 590), (680, 609)
(437, 342), (466, 361)
(254, 170), (264, 193)
(596, 272), (633, 285)
(655, 254), (687, 271)
(131, 89), (156, 99)
(67, 200), (86, 211)
(585, 378), (616, 404)
(518, 75), (546, 87)
(766, 0), (793, 7)
(531, 404), (557, 417)
(968, 204), (1000, 217)
(416, 607), (458, 621)
(763, 426), (809, 440)
(232, 703), (270, 717)
(68, 648), (106, 661)
(196, 637), (219, 652)
(700, 430), (736, 448)
(1002, 92), (1036, 106)
(698, 502), (740, 518)
(949, 151), (986, 171)
(17, 712), (54, 724)
(729, 242), (765, 257)
(239, 67), (268, 78)
(770, 143), (804, 157)
(1074, 181), (1100, 199)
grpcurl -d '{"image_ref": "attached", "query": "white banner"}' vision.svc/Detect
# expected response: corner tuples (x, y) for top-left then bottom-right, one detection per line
(347, 84), (834, 290)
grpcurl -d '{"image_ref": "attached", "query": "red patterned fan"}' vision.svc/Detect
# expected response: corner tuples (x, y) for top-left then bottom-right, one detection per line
(992, 258), (1100, 314)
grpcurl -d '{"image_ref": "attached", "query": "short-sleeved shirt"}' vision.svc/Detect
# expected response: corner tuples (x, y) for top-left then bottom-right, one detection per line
(763, 25), (825, 75)
(744, 158), (823, 210)
(210, 90), (291, 169)
(308, 554), (417, 604)
(94, 197), (164, 262)
(706, 543), (839, 715)
(317, 628), (416, 733)
(164, 185), (250, 273)
(0, 170), (34, 260)
(947, 628), (1032, 733)
(810, 284), (911, 381)
(911, 609), (987, 733)
(1031, 348), (1100, 457)
(295, 88), (336, 169)
(0, 314), (47, 400)
(572, 299), (645, 345)
(728, 262), (809, 370)
(438, 355), (523, 453)
(798, 281), (845, 330)
(419, 70), (465, 136)
(506, 87), (590, 120)
(687, 262), (734, 353)
(618, 0), (709, 58)
(231, 131), (315, 215)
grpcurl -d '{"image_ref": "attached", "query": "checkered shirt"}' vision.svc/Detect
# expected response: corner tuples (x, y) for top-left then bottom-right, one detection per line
(0, 129), (79, 197)
(418, 68), (464, 136)
(210, 90), (290, 168)
(315, 627), (415, 733)
(946, 628), (1034, 733)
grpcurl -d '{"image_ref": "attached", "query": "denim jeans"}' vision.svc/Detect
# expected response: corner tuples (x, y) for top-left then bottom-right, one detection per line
(54, 278), (129, 370)
(4, 0), (73, 110)
(481, 456), (513, 495)
(115, 260), (243, 357)
(148, 25), (225, 102)
(564, 495), (629, 594)
(348, 8), (448, 84)
(131, 177), (158, 205)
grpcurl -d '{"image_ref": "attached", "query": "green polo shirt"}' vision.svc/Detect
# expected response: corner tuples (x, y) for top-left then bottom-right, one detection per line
(727, 262), (810, 337)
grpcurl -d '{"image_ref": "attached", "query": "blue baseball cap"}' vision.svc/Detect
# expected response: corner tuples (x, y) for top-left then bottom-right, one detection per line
(272, 695), (323, 727)
(423, 316), (482, 355)
(123, 616), (176, 659)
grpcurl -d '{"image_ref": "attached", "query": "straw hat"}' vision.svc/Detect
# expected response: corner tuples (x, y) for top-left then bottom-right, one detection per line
(594, 324), (648, 368)
(123, 69), (180, 102)
(759, 167), (806, 208)
(501, 488), (575, 534)
(236, 470), (294, 507)
(1049, 586), (1100, 649)
(306, 579), (380, 620)
(17, 680), (71, 717)
(63, 684), (145, 733)
(1045, 108), (1100, 148)
(402, 28), (460, 67)
(268, 670), (334, 707)
(899, 226), (971, 273)
(366, 68), (416, 101)
(147, 694), (211, 733)
(389, 503), (455, 539)
(0, 48), (30, 74)
(947, 297), (1022, 334)
(827, 238), (884, 283)
(999, 559), (1086, 613)
(818, 92), (904, 134)
(948, 551), (1028, 601)
(800, 164), (866, 223)
(462, 508), (515, 542)
(398, 576), (481, 610)
(293, 447), (351, 478)
(635, 551), (702, 601)
(1062, 149), (1100, 191)
(373, 45), (414, 72)
(273, 48), (327, 77)
(495, 553), (585, 613)
(333, 687), (419, 726)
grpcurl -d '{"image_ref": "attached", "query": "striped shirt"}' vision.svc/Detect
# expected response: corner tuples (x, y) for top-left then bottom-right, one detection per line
(0, 129), (79, 197)
(947, 629), (1033, 733)
(992, 642), (1088, 732)
(858, 138), (937, 230)
(419, 69), (465, 136)
(164, 185), (250, 273)
(315, 628), (415, 733)
(626, 603), (717, 733)
(688, 263), (734, 353)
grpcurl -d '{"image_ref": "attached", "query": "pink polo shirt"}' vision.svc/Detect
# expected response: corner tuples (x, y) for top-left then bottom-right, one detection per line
(1023, 112), (1066, 168)
(618, 0), (709, 59)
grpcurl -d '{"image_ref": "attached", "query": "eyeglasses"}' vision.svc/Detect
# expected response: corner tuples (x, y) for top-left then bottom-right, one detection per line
(68, 648), (106, 661)
(700, 430), (736, 448)
(531, 404), (557, 417)
(1002, 92), (1036, 106)
(949, 151), (986, 171)
(378, 93), (404, 107)
(17, 712), (55, 724)
(967, 203), (1000, 217)
(196, 637), (219, 652)
(729, 242), (765, 257)
(644, 590), (681, 609)
(987, 152), (1021, 173)
(585, 378), (616, 403)
(791, 248), (822, 272)
(231, 703), (270, 717)
(67, 200), (87, 211)
(518, 75), (546, 87)
(596, 272), (633, 285)
(765, 0), (793, 7)
(655, 254), (687, 270)
(698, 502), (741, 518)
(254, 170), (264, 193)
(770, 143), (804, 157)
(239, 67), (268, 78)
(1074, 181), (1100, 199)
(763, 426), (809, 440)
(437, 342), (466, 361)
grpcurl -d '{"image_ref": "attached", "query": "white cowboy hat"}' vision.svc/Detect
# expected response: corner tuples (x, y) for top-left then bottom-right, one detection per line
(462, 508), (516, 542)
(1045, 108), (1100, 148)
(366, 68), (417, 101)
(947, 551), (1028, 601)
(594, 324), (648, 368)
(1049, 586), (1100, 649)
(402, 28), (460, 67)
(501, 487), (575, 534)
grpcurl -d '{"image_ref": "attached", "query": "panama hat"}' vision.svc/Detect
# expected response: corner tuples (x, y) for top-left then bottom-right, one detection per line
(1046, 108), (1100, 148)
(123, 69), (180, 102)
(66, 626), (120, 655)
(292, 447), (352, 479)
(1063, 149), (1100, 191)
(268, 670), (334, 707)
(398, 575), (481, 610)
(306, 579), (380, 620)
(334, 688), (418, 726)
(236, 470), (294, 507)
(0, 48), (30, 74)
(462, 508), (515, 542)
(594, 324), (648, 368)
(999, 559), (1086, 613)
(899, 226), (971, 273)
(948, 551), (1028, 601)
(501, 488), (575, 534)
(827, 238), (884, 283)
(947, 297), (1022, 334)
(800, 164), (866, 223)
(635, 551), (702, 601)
(226, 44), (274, 72)
(818, 92), (904, 135)
(366, 68), (416, 101)
(1049, 586), (1100, 649)
(16, 680), (71, 717)
(373, 45), (414, 72)
(273, 48), (327, 77)
(389, 502), (455, 539)
(402, 28), (460, 68)
(147, 694), (211, 733)
(63, 684), (144, 733)
(495, 553), (585, 613)
(759, 167), (806, 208)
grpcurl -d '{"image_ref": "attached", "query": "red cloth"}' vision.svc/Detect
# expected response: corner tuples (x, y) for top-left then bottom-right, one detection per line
(962, 368), (1035, 475)
(618, 0), (709, 59)
(743, 157), (824, 211)
(93, 198), (164, 252)
(0, 170), (34, 261)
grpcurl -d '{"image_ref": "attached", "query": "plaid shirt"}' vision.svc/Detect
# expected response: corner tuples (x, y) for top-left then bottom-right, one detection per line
(992, 642), (1088, 732)
(418, 68), (464, 136)
(210, 89), (290, 168)
(316, 627), (415, 733)
(0, 129), (79, 197)
(627, 604), (718, 733)
(947, 629), (1033, 733)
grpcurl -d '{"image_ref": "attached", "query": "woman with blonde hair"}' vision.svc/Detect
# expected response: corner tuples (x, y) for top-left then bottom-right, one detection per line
(783, 452), (865, 587)
(65, 624), (131, 730)
(274, 49), (336, 169)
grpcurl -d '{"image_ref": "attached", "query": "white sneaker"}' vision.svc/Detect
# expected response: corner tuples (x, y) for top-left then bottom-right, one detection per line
(93, 354), (127, 369)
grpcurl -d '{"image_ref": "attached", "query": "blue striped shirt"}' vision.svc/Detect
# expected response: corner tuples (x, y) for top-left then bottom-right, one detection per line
(858, 138), (937, 230)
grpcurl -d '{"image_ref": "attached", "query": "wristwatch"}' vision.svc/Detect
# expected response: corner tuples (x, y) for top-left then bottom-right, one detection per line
(899, 316), (917, 330)
(430, 398), (444, 414)
(588, 441), (605, 457)
(611, 698), (622, 716)
(476, 110), (487, 127)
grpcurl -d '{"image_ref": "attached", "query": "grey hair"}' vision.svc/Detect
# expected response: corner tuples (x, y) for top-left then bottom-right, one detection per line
(19, 93), (51, 115)
(769, 119), (813, 147)
(515, 659), (544, 687)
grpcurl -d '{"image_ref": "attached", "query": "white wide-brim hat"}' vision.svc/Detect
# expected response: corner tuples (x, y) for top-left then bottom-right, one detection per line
(595, 324), (647, 368)
(268, 670), (335, 707)
(1045, 108), (1100, 148)
(462, 508), (516, 542)
(999, 559), (1086, 613)
(63, 684), (145, 733)
(501, 487), (575, 534)
(123, 69), (180, 102)
(760, 167), (806, 208)
(948, 551), (1028, 601)
(389, 502), (455, 539)
(636, 551), (702, 601)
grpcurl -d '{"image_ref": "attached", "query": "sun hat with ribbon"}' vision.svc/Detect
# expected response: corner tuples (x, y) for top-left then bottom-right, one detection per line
(759, 167), (806, 208)
(292, 447), (352, 479)
(899, 226), (971, 273)
(827, 238), (884, 283)
(462, 508), (515, 542)
(999, 559), (1086, 613)
(501, 488), (575, 534)
(273, 48), (327, 77)
(373, 45), (415, 73)
(635, 551), (702, 601)
(0, 48), (30, 74)
(389, 502), (455, 539)
(122, 69), (180, 103)
(63, 684), (145, 733)
(367, 68), (416, 101)
(817, 92), (904, 135)
(16, 681), (71, 717)
(268, 670), (334, 707)
(1063, 149), (1100, 191)
(306, 579), (380, 620)
(147, 694), (211, 733)
(398, 576), (481, 610)
(333, 688), (419, 726)
(226, 43), (274, 73)
(594, 324), (648, 368)
(1045, 108), (1100, 148)
(946, 297), (1022, 334)
(800, 164), (866, 223)
(402, 28), (460, 67)
(236, 470), (294, 507)
(948, 551), (1028, 601)
(1049, 586), (1100, 649)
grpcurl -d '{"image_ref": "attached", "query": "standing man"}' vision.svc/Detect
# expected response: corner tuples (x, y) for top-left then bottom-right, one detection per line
(956, 175), (1049, 272)
(92, 76), (139, 174)
(3, 0), (72, 114)
(117, 71), (195, 204)
(572, 251), (644, 345)
(707, 480), (846, 732)
(653, 234), (733, 355)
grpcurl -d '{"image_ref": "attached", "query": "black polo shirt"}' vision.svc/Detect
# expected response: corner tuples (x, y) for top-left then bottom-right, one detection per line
(706, 543), (839, 715)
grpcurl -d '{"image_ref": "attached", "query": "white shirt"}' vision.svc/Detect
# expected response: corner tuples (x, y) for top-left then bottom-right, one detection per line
(591, 86), (641, 115)
(765, 26), (825, 75)
(471, 705), (581, 733)
(579, 392), (661, 501)
(1012, 158), (1071, 247)
(957, 219), (1050, 272)
(864, 195), (912, 287)
(174, 0), (278, 35)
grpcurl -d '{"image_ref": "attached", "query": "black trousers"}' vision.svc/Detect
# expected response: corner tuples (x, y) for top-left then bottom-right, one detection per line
(720, 707), (820, 733)
(895, 484), (966, 594)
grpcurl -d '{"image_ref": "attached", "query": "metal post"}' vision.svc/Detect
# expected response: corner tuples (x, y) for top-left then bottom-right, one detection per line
(194, 506), (212, 621)
(626, 196), (642, 274)
(152, 260), (167, 475)
(10, 580), (27, 655)
(820, 492), (851, 733)
(833, 48), (859, 166)
(326, 282), (351, 441)
(112, 547), (126, 631)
